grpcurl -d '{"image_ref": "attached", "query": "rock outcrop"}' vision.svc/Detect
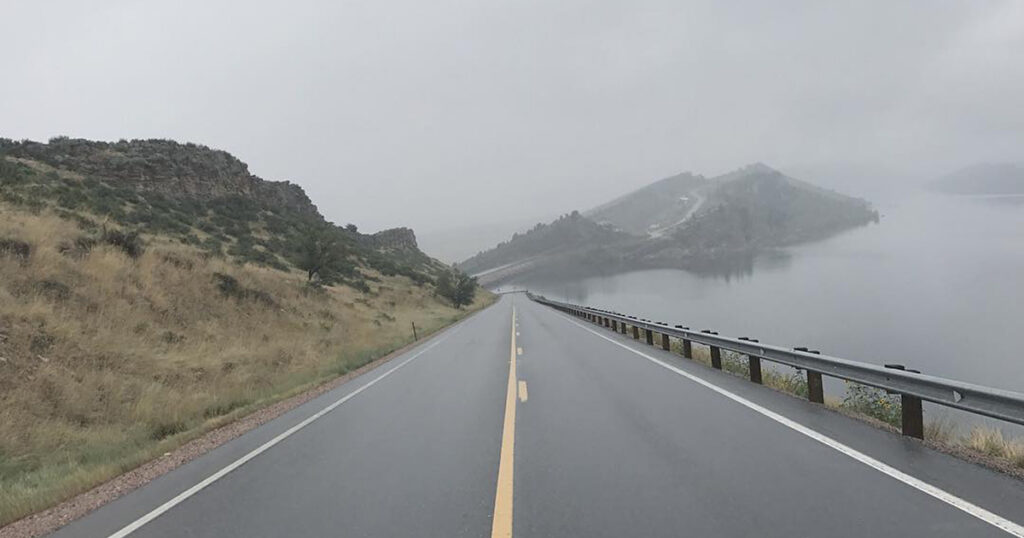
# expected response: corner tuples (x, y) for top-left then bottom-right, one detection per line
(1, 137), (318, 216)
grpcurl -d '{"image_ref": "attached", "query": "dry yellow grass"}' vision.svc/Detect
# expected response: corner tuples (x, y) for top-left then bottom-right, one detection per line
(0, 204), (495, 526)
(963, 427), (1024, 467)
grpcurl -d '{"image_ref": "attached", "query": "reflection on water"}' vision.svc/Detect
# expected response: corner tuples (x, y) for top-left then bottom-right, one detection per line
(514, 193), (1024, 403)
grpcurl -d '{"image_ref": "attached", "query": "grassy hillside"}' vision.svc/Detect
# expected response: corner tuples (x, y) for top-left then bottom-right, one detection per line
(0, 139), (495, 527)
(0, 138), (441, 290)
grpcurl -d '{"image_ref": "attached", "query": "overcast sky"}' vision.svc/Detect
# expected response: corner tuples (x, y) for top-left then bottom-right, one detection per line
(2, 1), (1023, 235)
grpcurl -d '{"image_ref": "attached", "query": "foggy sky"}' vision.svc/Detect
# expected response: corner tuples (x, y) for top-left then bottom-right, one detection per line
(2, 1), (1023, 237)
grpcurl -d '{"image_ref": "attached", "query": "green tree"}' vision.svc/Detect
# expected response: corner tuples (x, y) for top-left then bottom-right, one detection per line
(435, 267), (477, 308)
(298, 224), (341, 282)
(435, 270), (455, 300)
(452, 272), (477, 308)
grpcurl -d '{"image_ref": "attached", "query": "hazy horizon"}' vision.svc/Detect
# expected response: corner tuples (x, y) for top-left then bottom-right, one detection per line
(3, 1), (1023, 238)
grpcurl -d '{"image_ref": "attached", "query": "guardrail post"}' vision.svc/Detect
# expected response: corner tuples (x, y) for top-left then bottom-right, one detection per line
(806, 371), (824, 403)
(795, 348), (825, 404)
(739, 338), (763, 384)
(749, 357), (762, 384)
(661, 333), (670, 351)
(701, 330), (721, 369)
(605, 317), (611, 328)
(645, 329), (654, 346)
(674, 326), (692, 359)
(886, 364), (925, 439)
(534, 298), (1024, 435)
(709, 346), (722, 369)
(902, 394), (924, 439)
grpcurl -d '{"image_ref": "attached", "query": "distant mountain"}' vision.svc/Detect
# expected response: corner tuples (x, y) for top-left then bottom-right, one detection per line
(585, 172), (709, 235)
(656, 164), (877, 258)
(931, 163), (1024, 195)
(460, 164), (878, 284)
(459, 211), (631, 275)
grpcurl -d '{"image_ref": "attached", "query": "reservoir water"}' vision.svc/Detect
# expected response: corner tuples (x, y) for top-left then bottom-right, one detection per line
(511, 192), (1024, 420)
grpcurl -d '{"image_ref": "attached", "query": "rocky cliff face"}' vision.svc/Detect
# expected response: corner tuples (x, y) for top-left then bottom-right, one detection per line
(370, 227), (419, 251)
(1, 137), (318, 216)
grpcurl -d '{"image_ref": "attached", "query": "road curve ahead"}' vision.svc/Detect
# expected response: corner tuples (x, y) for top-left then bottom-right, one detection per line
(54, 295), (1024, 537)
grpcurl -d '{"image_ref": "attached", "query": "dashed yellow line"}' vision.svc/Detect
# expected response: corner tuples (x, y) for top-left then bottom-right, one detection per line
(491, 307), (517, 538)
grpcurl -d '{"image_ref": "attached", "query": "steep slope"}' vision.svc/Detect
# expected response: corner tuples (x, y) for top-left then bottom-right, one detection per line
(0, 137), (494, 527)
(585, 171), (709, 235)
(930, 163), (1024, 195)
(0, 137), (444, 289)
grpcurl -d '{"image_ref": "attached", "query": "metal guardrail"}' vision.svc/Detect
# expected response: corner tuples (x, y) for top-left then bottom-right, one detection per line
(530, 294), (1024, 438)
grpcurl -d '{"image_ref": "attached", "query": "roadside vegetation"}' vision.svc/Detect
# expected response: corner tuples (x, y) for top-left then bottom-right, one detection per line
(0, 140), (497, 527)
(434, 268), (479, 308)
(0, 204), (494, 526)
(673, 341), (1024, 474)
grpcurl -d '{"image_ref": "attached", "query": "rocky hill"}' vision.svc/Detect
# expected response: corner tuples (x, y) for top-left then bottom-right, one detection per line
(0, 137), (492, 528)
(461, 164), (878, 283)
(459, 211), (631, 275)
(0, 137), (442, 289)
(585, 171), (709, 235)
(3, 137), (318, 214)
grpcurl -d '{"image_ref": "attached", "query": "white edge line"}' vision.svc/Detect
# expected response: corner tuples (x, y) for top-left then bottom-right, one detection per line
(560, 314), (1024, 537)
(107, 328), (458, 538)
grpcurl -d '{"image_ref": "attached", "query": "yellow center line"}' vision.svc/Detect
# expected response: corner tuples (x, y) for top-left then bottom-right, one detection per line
(518, 380), (528, 402)
(491, 306), (517, 538)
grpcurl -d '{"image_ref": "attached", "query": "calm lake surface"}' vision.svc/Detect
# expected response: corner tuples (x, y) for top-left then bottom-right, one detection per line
(511, 192), (1024, 404)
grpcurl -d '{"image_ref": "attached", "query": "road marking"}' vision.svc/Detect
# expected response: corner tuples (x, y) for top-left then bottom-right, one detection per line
(105, 328), (460, 538)
(562, 315), (1024, 537)
(518, 380), (528, 402)
(517, 346), (523, 356)
(491, 307), (517, 538)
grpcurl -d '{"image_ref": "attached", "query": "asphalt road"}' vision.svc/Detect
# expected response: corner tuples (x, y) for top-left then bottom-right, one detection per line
(54, 295), (1024, 537)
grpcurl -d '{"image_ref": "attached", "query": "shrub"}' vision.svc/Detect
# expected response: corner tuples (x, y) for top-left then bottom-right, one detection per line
(0, 238), (31, 261)
(842, 382), (902, 426)
(57, 236), (98, 258)
(149, 420), (188, 440)
(102, 229), (144, 259)
(212, 273), (275, 307)
(436, 268), (477, 308)
(34, 279), (72, 302)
